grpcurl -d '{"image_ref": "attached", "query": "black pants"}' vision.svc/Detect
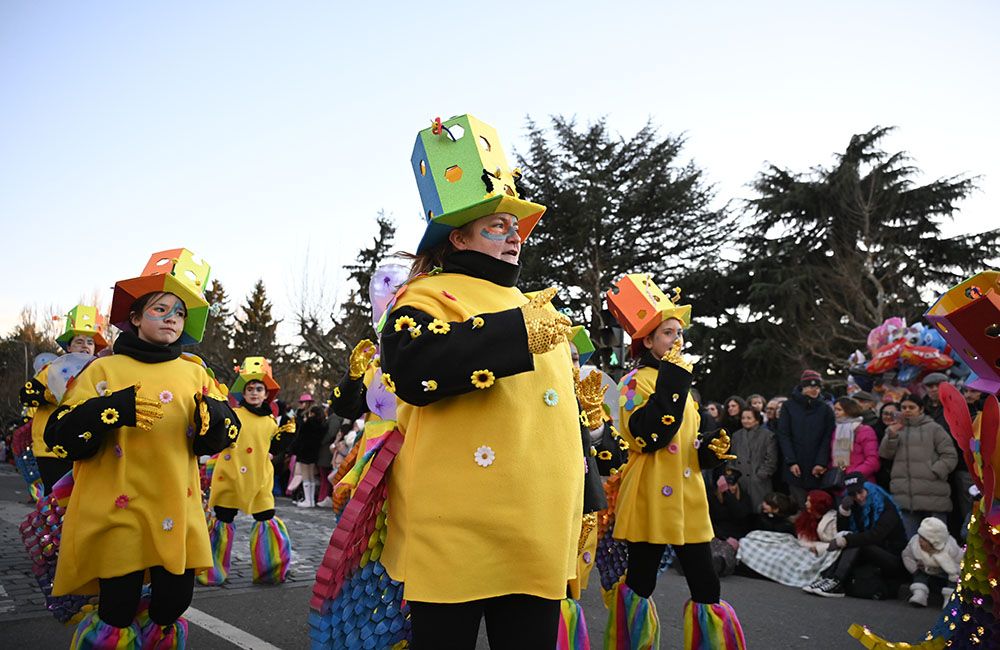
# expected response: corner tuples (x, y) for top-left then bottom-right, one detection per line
(35, 457), (72, 495)
(625, 541), (720, 603)
(213, 506), (274, 522)
(409, 594), (560, 650)
(823, 544), (905, 582)
(98, 566), (195, 628)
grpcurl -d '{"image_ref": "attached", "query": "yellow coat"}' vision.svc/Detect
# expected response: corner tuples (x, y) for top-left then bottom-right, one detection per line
(208, 406), (277, 514)
(380, 272), (584, 602)
(52, 355), (219, 595)
(29, 366), (57, 459)
(614, 366), (713, 545)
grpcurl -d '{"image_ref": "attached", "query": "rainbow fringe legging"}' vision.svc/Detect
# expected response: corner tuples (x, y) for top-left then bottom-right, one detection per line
(70, 611), (141, 649)
(250, 517), (291, 584)
(683, 599), (746, 650)
(557, 598), (590, 649)
(196, 518), (234, 586)
(134, 597), (189, 649)
(604, 581), (660, 650)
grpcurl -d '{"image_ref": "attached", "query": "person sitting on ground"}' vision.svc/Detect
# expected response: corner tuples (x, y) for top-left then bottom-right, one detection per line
(902, 516), (963, 609)
(803, 472), (907, 598)
(737, 489), (842, 587)
(752, 492), (798, 535)
(709, 466), (753, 542)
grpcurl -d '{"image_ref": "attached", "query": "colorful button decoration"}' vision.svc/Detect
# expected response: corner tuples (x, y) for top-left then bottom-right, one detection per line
(661, 485), (673, 497)
(582, 551), (592, 564)
(668, 442), (679, 454)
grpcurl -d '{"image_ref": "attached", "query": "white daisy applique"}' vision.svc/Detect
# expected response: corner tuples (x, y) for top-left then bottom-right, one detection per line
(474, 445), (495, 468)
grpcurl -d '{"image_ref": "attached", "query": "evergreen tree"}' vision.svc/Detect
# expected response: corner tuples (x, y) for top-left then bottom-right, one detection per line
(515, 116), (728, 369)
(296, 212), (397, 384)
(693, 126), (999, 399)
(232, 280), (283, 378)
(195, 279), (236, 384)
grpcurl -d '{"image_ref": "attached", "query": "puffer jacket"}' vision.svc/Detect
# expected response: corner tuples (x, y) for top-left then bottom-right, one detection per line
(878, 414), (957, 512)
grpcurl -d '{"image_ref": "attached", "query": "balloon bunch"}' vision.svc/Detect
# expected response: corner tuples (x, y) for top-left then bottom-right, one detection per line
(17, 472), (96, 624)
(848, 317), (958, 398)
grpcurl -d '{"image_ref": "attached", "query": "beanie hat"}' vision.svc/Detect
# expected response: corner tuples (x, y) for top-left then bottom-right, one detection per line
(800, 369), (823, 387)
(917, 517), (950, 550)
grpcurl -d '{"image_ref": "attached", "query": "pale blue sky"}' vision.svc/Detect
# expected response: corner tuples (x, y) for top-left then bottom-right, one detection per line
(2, 1), (996, 340)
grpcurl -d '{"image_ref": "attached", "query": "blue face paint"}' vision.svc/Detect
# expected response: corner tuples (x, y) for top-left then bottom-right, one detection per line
(480, 221), (519, 241)
(144, 299), (186, 322)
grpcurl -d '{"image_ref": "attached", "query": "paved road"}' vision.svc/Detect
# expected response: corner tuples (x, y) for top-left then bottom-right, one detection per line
(0, 465), (941, 648)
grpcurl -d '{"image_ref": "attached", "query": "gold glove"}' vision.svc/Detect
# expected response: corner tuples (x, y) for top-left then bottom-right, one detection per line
(133, 383), (164, 431)
(349, 339), (377, 379)
(277, 421), (296, 435)
(660, 336), (693, 372)
(708, 428), (737, 460)
(575, 371), (608, 430)
(521, 287), (572, 355)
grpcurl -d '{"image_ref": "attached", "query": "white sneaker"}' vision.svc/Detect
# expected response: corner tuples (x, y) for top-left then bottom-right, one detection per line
(316, 496), (333, 508)
(908, 583), (929, 607)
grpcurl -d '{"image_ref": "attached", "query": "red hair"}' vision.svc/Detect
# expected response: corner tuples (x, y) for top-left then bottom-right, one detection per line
(794, 490), (834, 541)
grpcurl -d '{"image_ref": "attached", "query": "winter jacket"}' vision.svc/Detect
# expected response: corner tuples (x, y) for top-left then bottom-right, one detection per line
(294, 417), (327, 465)
(797, 510), (839, 553)
(729, 425), (779, 511)
(836, 492), (907, 554)
(775, 387), (835, 489)
(901, 535), (964, 582)
(708, 486), (753, 540)
(878, 414), (957, 512)
(829, 423), (880, 485)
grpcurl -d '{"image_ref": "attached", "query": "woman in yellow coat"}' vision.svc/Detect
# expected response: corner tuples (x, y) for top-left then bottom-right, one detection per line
(606, 284), (746, 649)
(200, 357), (294, 586)
(378, 114), (583, 649)
(44, 251), (239, 649)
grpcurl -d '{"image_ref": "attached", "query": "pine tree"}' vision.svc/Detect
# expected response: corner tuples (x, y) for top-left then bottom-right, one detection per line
(195, 279), (236, 384)
(232, 280), (283, 379)
(296, 212), (397, 384)
(693, 126), (999, 399)
(515, 116), (728, 370)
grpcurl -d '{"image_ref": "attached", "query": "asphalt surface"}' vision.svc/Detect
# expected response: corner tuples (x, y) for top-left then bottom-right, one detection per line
(0, 464), (941, 648)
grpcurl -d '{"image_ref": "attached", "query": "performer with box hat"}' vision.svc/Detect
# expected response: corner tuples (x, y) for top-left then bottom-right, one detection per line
(375, 114), (583, 648)
(198, 357), (294, 587)
(44, 249), (240, 649)
(18, 304), (109, 495)
(603, 274), (746, 649)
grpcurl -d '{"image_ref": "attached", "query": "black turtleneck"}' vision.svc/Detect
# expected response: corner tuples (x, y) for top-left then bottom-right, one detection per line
(442, 250), (520, 287)
(241, 401), (274, 418)
(113, 329), (183, 363)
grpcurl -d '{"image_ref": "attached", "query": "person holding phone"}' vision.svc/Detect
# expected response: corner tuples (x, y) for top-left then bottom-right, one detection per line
(878, 395), (957, 538)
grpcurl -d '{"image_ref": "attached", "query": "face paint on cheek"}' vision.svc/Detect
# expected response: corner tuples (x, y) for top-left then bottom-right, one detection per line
(479, 223), (518, 241)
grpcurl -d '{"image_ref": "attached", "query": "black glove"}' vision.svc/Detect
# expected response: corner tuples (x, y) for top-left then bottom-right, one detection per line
(19, 378), (52, 407)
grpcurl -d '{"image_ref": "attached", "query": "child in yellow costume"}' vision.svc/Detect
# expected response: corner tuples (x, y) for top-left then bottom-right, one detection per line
(45, 251), (240, 649)
(199, 357), (294, 586)
(377, 114), (583, 649)
(605, 282), (746, 650)
(19, 305), (109, 495)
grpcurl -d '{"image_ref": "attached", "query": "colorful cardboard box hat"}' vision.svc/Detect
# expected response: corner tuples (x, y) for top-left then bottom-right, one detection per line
(570, 325), (596, 365)
(411, 114), (546, 253)
(231, 356), (281, 402)
(109, 248), (211, 345)
(56, 304), (109, 352)
(925, 270), (1000, 395)
(606, 274), (692, 339)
